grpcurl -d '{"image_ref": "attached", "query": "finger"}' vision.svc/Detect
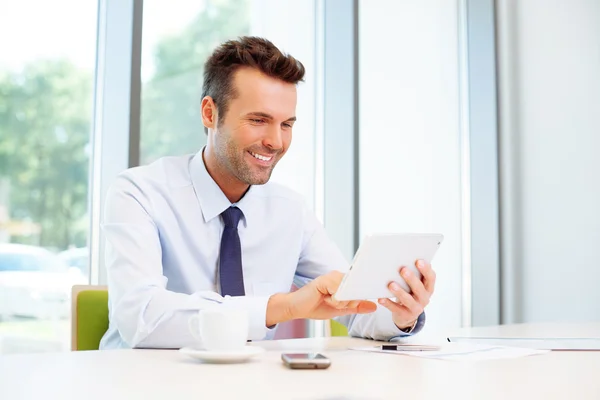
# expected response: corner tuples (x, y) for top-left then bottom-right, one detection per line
(347, 300), (361, 309)
(324, 296), (350, 309)
(416, 259), (436, 294)
(338, 301), (351, 309)
(388, 281), (422, 315)
(400, 267), (429, 306)
(328, 299), (377, 315)
(377, 297), (411, 316)
(316, 270), (346, 296)
(355, 300), (377, 314)
(341, 300), (377, 315)
(325, 298), (363, 311)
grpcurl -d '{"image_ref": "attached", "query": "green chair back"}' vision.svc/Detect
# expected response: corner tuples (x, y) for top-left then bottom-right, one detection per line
(71, 285), (109, 351)
(330, 319), (348, 337)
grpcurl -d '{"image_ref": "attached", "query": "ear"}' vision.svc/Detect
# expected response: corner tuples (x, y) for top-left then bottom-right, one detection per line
(201, 96), (218, 130)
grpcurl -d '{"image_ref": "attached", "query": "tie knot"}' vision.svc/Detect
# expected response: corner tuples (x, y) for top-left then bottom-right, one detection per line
(221, 206), (243, 228)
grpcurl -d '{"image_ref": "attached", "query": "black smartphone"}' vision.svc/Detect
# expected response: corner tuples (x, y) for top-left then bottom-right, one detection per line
(281, 353), (331, 369)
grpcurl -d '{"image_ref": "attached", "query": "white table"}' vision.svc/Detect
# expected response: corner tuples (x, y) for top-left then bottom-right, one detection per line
(1, 323), (600, 400)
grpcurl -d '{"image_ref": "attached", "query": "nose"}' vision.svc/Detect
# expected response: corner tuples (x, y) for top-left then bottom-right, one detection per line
(262, 124), (283, 151)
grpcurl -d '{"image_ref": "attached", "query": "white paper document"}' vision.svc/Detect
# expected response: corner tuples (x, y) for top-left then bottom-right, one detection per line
(447, 337), (600, 350)
(350, 343), (549, 361)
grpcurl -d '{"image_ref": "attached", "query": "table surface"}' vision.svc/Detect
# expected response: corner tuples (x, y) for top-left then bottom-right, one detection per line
(1, 323), (600, 400)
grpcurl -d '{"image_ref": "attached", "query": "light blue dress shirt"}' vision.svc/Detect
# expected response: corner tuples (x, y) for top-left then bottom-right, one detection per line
(99, 149), (424, 349)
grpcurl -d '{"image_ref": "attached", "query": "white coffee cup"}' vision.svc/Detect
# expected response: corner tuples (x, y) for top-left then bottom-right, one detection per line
(188, 308), (249, 351)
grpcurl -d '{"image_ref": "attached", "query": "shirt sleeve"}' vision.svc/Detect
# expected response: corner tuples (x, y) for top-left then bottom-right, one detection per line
(295, 208), (425, 341)
(103, 173), (272, 349)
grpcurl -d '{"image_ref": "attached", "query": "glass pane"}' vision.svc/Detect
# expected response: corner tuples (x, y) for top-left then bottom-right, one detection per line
(0, 0), (97, 354)
(140, 0), (252, 165)
(359, 0), (463, 331)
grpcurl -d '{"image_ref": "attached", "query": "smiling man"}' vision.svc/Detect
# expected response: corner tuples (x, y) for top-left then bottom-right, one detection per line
(99, 37), (433, 349)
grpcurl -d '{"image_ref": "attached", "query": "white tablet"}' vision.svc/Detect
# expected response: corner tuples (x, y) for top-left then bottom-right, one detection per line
(333, 233), (444, 301)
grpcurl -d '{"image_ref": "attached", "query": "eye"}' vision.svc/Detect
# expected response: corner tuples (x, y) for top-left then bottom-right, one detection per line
(282, 122), (293, 129)
(250, 118), (265, 124)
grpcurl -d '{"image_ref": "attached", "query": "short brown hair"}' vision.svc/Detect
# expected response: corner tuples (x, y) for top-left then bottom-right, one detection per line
(202, 36), (305, 132)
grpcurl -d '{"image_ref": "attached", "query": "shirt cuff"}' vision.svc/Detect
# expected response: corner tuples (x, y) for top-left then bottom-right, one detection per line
(222, 295), (273, 340)
(389, 312), (426, 340)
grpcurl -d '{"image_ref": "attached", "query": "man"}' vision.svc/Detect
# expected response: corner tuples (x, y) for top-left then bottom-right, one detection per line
(99, 36), (435, 349)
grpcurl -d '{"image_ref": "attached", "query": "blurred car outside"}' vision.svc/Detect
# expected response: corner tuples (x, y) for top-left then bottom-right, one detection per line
(0, 243), (87, 320)
(58, 247), (89, 278)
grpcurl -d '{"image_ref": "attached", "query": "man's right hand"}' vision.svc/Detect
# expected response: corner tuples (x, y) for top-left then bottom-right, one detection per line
(266, 271), (377, 326)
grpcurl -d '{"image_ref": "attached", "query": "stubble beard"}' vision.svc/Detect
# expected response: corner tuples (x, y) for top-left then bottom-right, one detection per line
(216, 131), (278, 186)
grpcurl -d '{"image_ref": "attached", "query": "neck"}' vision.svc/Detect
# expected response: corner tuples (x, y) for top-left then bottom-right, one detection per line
(203, 147), (249, 203)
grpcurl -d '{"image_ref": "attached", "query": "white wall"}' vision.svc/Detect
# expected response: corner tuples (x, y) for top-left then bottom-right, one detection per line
(359, 0), (463, 331)
(497, 0), (600, 322)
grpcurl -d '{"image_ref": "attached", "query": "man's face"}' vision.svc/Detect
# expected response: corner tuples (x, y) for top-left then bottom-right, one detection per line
(211, 68), (297, 186)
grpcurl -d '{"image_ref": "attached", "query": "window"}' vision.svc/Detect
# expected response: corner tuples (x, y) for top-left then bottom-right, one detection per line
(139, 0), (251, 165)
(0, 0), (97, 354)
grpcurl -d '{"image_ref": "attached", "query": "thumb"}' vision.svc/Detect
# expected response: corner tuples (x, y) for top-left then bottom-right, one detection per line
(314, 271), (346, 296)
(324, 298), (377, 315)
(355, 300), (377, 314)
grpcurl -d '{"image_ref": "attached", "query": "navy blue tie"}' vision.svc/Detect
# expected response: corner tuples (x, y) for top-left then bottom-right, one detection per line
(219, 206), (245, 296)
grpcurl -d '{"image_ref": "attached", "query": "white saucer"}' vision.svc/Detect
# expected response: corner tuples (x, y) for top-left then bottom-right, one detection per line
(179, 345), (266, 363)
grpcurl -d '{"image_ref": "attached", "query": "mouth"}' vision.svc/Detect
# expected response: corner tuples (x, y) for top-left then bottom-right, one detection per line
(247, 150), (276, 166)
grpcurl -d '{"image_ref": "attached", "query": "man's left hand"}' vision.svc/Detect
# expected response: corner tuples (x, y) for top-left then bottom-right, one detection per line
(377, 259), (436, 331)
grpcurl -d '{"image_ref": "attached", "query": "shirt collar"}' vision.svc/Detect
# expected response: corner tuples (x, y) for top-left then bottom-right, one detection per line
(189, 147), (256, 226)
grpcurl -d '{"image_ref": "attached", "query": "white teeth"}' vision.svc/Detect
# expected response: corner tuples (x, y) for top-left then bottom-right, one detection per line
(250, 151), (272, 161)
